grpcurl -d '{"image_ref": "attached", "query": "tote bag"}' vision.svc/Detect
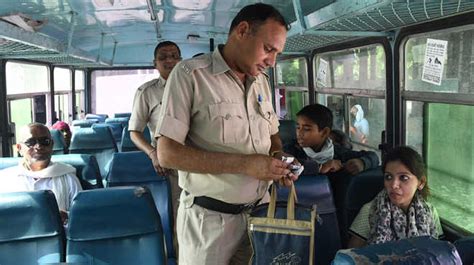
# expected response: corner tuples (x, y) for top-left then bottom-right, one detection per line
(248, 183), (316, 265)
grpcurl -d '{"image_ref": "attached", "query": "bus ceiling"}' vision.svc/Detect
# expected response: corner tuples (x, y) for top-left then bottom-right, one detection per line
(0, 0), (472, 67)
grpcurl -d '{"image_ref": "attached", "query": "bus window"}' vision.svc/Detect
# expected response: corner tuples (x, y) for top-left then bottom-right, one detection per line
(54, 67), (72, 124)
(75, 70), (85, 120)
(275, 57), (308, 120)
(314, 44), (386, 154)
(6, 61), (50, 154)
(402, 25), (474, 234)
(91, 69), (158, 117)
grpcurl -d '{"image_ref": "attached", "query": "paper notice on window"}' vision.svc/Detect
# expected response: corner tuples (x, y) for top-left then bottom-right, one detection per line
(422, 38), (448, 86)
(316, 58), (328, 87)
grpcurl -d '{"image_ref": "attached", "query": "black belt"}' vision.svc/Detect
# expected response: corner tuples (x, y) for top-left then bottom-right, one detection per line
(186, 191), (261, 215)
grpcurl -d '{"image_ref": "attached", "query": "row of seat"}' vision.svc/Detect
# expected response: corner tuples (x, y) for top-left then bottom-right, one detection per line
(0, 151), (176, 262)
(0, 187), (170, 265)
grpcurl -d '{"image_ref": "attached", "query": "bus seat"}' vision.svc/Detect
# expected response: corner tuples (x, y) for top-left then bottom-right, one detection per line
(279, 120), (297, 146)
(105, 117), (129, 126)
(50, 129), (67, 154)
(93, 123), (123, 144)
(72, 119), (99, 128)
(114, 112), (131, 118)
(0, 190), (64, 265)
(69, 126), (117, 180)
(341, 167), (384, 245)
(332, 236), (462, 265)
(66, 187), (166, 265)
(121, 125), (152, 152)
(85, 113), (108, 123)
(106, 151), (175, 262)
(454, 236), (474, 265)
(277, 175), (341, 265)
(52, 154), (103, 189)
(0, 157), (20, 170)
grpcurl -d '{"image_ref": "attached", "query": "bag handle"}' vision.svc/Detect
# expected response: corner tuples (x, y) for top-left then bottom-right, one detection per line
(267, 182), (298, 220)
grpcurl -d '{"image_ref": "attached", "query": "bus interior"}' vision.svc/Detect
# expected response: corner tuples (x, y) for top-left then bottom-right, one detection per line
(0, 0), (473, 264)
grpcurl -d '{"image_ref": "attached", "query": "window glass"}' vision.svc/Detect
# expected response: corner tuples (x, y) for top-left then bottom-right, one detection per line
(348, 97), (384, 154)
(314, 44), (386, 90)
(54, 67), (71, 92)
(404, 25), (474, 93)
(415, 103), (473, 233)
(9, 98), (33, 156)
(6, 62), (49, 95)
(91, 69), (157, 117)
(316, 94), (345, 131)
(275, 57), (308, 120)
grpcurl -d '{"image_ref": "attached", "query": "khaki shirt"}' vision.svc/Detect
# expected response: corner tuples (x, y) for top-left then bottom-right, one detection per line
(129, 76), (166, 146)
(155, 47), (279, 204)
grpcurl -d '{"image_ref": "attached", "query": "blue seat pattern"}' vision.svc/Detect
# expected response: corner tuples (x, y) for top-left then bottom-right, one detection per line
(51, 154), (103, 189)
(69, 126), (117, 179)
(66, 187), (166, 265)
(0, 190), (64, 265)
(72, 119), (99, 128)
(85, 113), (108, 123)
(121, 124), (152, 152)
(106, 151), (175, 262)
(114, 112), (131, 118)
(332, 236), (462, 265)
(454, 236), (474, 265)
(50, 129), (67, 154)
(277, 175), (341, 265)
(93, 122), (123, 144)
(0, 157), (20, 170)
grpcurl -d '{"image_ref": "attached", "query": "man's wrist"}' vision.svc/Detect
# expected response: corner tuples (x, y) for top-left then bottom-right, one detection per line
(148, 149), (156, 158)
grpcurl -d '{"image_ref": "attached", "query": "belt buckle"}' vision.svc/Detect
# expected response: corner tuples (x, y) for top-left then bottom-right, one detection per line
(241, 201), (256, 212)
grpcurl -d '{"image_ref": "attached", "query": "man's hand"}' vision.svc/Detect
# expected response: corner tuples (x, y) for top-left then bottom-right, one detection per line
(320, 159), (343, 174)
(59, 210), (68, 225)
(344, 158), (364, 175)
(243, 154), (290, 181)
(272, 151), (301, 187)
(149, 149), (169, 176)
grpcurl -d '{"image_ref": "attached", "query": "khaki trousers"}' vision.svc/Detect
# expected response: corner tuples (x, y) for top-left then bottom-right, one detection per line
(177, 191), (252, 265)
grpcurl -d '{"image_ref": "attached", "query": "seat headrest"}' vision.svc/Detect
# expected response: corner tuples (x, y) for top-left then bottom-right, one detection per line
(0, 157), (20, 170)
(67, 187), (162, 241)
(333, 236), (461, 264)
(105, 117), (129, 124)
(114, 112), (131, 118)
(107, 151), (163, 183)
(0, 191), (62, 242)
(51, 154), (101, 182)
(72, 119), (98, 128)
(69, 127), (117, 150)
(50, 129), (66, 152)
(85, 113), (108, 123)
(277, 175), (335, 213)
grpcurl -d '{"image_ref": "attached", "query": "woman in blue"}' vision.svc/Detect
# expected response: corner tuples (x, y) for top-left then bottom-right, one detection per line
(348, 146), (443, 248)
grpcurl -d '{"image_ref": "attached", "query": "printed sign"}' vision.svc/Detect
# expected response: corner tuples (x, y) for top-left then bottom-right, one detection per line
(422, 38), (448, 86)
(316, 58), (328, 87)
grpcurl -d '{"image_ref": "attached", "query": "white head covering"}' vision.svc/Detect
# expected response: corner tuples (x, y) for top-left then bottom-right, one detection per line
(354, 104), (364, 122)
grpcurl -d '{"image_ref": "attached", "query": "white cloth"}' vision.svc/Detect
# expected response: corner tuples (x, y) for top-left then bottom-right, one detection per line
(303, 138), (334, 164)
(353, 104), (369, 136)
(0, 162), (82, 211)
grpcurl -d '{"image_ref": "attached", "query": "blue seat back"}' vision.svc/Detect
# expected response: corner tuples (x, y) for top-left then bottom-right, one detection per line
(454, 236), (474, 265)
(277, 175), (341, 265)
(66, 187), (166, 265)
(50, 129), (67, 154)
(121, 125), (152, 152)
(332, 236), (462, 265)
(0, 157), (20, 170)
(106, 117), (129, 126)
(85, 113), (108, 123)
(72, 119), (98, 128)
(93, 123), (123, 144)
(114, 112), (131, 118)
(69, 127), (117, 179)
(279, 120), (297, 146)
(51, 154), (103, 189)
(106, 151), (175, 260)
(0, 190), (64, 265)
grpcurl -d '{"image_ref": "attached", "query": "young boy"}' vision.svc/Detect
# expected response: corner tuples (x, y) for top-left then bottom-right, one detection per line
(284, 104), (379, 176)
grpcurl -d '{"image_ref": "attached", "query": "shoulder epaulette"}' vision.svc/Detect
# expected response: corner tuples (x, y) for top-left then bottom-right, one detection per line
(180, 55), (212, 75)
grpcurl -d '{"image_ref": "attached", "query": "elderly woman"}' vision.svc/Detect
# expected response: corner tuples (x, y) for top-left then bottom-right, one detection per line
(347, 146), (443, 248)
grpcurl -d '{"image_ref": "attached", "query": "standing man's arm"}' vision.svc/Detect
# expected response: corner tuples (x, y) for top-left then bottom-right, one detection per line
(130, 131), (167, 175)
(157, 136), (291, 181)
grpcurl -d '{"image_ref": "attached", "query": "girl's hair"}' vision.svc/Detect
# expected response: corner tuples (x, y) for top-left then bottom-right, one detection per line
(382, 146), (430, 199)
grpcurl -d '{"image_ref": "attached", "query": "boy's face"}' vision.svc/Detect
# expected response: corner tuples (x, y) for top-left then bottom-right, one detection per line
(296, 116), (329, 150)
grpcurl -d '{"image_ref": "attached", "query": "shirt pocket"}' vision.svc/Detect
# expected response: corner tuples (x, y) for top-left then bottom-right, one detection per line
(209, 103), (248, 144)
(255, 101), (274, 140)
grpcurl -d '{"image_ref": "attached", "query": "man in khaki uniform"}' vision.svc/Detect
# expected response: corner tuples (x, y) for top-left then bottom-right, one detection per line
(128, 40), (181, 257)
(155, 4), (299, 265)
